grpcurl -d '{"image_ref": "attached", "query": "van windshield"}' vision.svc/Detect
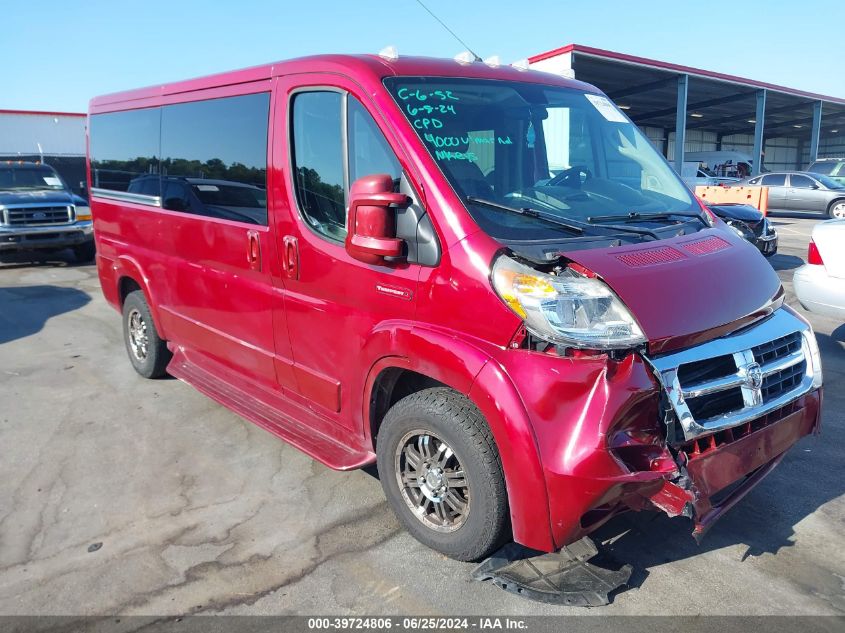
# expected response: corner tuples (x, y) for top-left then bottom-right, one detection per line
(385, 77), (698, 241)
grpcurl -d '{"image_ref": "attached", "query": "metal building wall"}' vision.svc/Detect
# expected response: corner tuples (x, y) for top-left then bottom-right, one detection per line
(0, 112), (85, 156)
(799, 133), (845, 167)
(665, 130), (718, 161)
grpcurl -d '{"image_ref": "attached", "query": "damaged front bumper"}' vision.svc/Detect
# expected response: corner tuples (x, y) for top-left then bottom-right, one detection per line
(501, 306), (823, 550)
(643, 391), (821, 541)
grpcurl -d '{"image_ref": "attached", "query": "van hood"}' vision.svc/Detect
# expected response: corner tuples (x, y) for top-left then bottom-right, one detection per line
(0, 189), (75, 207)
(559, 227), (783, 355)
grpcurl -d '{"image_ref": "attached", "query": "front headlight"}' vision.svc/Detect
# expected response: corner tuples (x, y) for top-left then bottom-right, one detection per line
(726, 220), (754, 241)
(491, 254), (646, 350)
(75, 205), (92, 221)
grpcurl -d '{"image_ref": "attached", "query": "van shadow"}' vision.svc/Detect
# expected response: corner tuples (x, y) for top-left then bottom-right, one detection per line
(769, 253), (805, 272)
(0, 285), (91, 344)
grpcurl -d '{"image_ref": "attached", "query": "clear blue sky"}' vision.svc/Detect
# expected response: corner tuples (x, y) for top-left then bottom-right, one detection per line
(7, 0), (844, 113)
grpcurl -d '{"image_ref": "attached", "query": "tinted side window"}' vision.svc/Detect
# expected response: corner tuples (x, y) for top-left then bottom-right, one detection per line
(160, 93), (270, 225)
(348, 97), (401, 184)
(761, 174), (786, 186)
(291, 91), (346, 241)
(89, 108), (160, 195)
(789, 174), (815, 188)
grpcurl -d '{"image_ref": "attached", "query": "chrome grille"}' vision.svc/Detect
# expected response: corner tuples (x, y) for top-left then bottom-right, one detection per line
(3, 205), (73, 227)
(646, 310), (820, 442)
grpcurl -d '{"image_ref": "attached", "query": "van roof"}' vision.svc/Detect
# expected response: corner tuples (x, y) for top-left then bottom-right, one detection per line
(89, 54), (598, 112)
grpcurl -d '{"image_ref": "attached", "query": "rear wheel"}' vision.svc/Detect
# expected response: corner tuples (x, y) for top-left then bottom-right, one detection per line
(122, 290), (171, 378)
(829, 200), (845, 219)
(376, 387), (509, 561)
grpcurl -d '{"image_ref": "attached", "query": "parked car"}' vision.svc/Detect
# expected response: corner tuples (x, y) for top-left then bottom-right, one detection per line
(127, 175), (267, 225)
(807, 158), (845, 186)
(682, 166), (740, 189)
(0, 161), (95, 261)
(705, 202), (777, 256)
(88, 53), (823, 562)
(742, 171), (845, 218)
(794, 220), (845, 320)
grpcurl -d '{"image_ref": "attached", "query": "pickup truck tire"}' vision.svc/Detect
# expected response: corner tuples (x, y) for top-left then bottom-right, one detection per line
(376, 387), (509, 562)
(73, 242), (96, 263)
(122, 290), (171, 378)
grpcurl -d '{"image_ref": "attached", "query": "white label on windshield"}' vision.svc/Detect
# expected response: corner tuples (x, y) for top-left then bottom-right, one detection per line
(585, 94), (628, 123)
(42, 176), (62, 186)
(196, 184), (219, 191)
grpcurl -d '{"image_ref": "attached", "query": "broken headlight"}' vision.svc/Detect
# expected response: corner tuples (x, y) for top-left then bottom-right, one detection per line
(491, 254), (646, 350)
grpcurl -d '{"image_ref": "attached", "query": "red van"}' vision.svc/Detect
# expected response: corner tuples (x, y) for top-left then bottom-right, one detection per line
(88, 53), (823, 562)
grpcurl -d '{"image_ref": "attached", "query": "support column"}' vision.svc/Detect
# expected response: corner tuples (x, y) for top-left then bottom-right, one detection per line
(809, 101), (823, 166)
(752, 89), (767, 176)
(674, 74), (688, 173)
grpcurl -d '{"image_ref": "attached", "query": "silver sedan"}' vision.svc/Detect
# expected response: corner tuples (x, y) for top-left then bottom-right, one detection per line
(743, 171), (845, 219)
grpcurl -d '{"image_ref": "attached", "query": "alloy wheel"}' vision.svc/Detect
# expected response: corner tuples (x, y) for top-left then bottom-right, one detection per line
(394, 430), (470, 533)
(831, 202), (845, 219)
(127, 308), (149, 361)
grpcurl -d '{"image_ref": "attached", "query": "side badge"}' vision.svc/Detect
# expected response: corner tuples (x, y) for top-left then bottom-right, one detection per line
(375, 283), (413, 300)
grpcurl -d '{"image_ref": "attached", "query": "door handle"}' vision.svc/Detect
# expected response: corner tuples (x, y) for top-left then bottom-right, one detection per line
(247, 230), (261, 271)
(283, 235), (299, 280)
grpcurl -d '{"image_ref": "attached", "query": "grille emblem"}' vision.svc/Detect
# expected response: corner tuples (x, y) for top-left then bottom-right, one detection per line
(744, 362), (764, 391)
(32, 211), (47, 220)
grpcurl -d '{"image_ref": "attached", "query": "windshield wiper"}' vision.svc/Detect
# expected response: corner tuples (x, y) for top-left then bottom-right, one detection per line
(465, 196), (583, 235)
(587, 210), (703, 223)
(467, 196), (670, 241)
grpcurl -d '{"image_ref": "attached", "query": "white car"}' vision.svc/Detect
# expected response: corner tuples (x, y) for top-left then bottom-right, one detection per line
(793, 220), (845, 320)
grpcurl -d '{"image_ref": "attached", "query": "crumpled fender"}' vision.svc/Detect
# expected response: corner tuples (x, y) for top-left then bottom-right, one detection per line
(359, 323), (555, 552)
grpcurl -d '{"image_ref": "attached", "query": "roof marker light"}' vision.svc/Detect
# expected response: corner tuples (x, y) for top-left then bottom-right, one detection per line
(511, 59), (530, 71)
(454, 50), (475, 65)
(378, 46), (399, 61)
(690, 112), (704, 118)
(618, 104), (631, 110)
(483, 55), (501, 68)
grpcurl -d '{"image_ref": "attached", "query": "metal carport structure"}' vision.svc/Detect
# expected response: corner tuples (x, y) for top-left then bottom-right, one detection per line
(528, 45), (845, 175)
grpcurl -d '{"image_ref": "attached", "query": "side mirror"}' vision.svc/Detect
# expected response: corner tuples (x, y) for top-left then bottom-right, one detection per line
(345, 174), (409, 264)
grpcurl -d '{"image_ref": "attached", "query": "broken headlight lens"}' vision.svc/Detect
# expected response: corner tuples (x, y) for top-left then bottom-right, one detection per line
(492, 254), (646, 350)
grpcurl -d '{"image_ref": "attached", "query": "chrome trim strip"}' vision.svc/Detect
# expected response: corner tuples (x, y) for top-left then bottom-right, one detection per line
(645, 309), (817, 442)
(682, 372), (745, 399)
(91, 188), (161, 207)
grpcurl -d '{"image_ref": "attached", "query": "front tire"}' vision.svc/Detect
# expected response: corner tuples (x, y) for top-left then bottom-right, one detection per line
(122, 290), (171, 378)
(376, 387), (509, 561)
(829, 200), (845, 220)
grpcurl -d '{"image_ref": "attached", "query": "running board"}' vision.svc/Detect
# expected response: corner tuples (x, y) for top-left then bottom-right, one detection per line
(167, 347), (375, 471)
(471, 538), (633, 607)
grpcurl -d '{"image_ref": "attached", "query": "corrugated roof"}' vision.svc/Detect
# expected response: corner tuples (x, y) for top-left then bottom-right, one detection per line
(529, 44), (845, 106)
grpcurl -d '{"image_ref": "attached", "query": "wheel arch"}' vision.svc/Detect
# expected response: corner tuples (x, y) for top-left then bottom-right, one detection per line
(360, 326), (555, 552)
(827, 197), (845, 217)
(113, 256), (168, 340)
